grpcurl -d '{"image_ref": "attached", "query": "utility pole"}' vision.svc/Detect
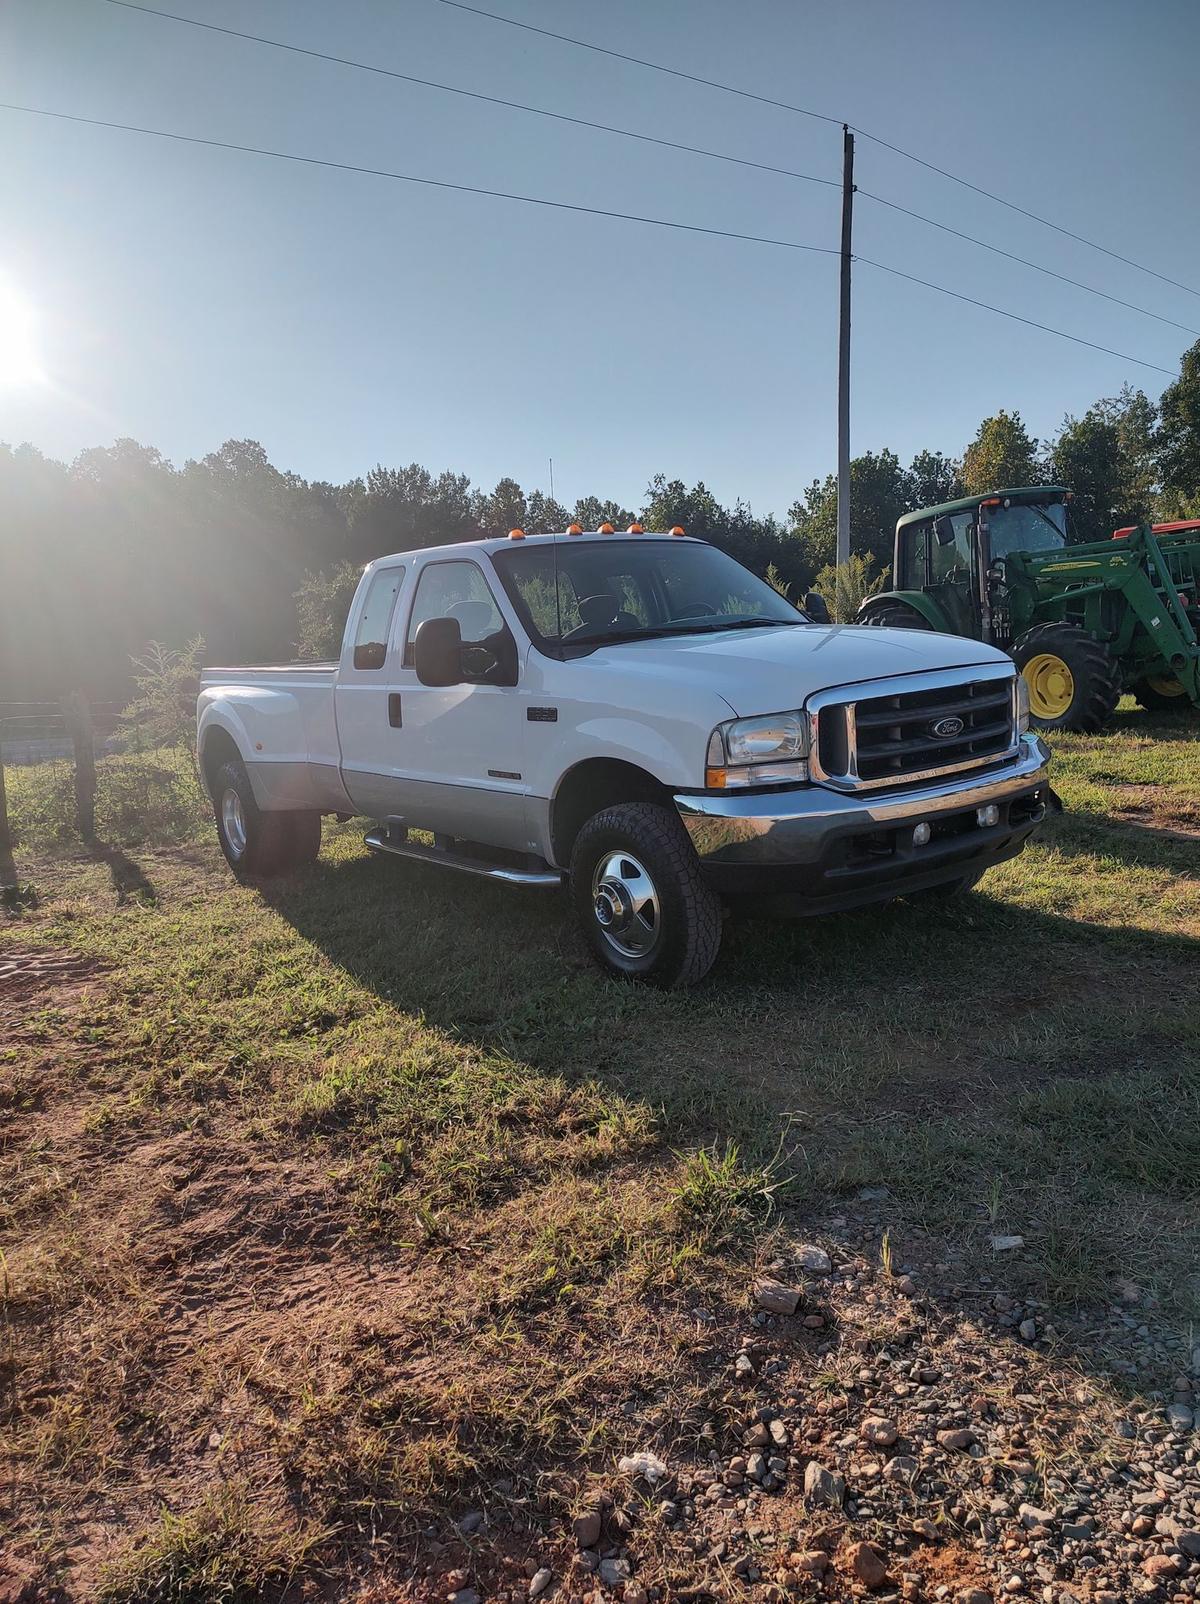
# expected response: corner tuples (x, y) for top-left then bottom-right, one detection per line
(836, 125), (855, 569)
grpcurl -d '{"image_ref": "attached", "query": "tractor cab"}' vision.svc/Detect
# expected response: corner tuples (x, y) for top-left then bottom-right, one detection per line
(891, 487), (1069, 647)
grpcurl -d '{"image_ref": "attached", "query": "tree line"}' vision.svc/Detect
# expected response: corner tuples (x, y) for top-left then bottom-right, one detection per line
(2, 338), (1198, 701)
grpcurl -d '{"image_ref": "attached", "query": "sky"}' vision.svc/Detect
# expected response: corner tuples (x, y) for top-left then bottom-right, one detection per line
(1, 0), (1197, 518)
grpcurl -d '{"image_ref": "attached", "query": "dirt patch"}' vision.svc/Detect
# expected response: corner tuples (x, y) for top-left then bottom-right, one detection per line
(0, 946), (106, 1009)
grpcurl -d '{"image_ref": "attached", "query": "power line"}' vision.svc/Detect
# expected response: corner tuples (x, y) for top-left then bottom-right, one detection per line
(98, 0), (1194, 340)
(856, 256), (1179, 377)
(0, 102), (838, 257)
(857, 190), (1199, 339)
(98, 0), (840, 194)
(430, 0), (1200, 304)
(2, 100), (1178, 380)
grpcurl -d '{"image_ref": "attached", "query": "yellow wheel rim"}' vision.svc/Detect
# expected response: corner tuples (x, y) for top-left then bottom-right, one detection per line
(1147, 674), (1186, 698)
(1024, 653), (1075, 719)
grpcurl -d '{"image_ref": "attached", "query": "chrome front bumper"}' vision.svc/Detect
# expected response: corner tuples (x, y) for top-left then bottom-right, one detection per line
(674, 734), (1050, 908)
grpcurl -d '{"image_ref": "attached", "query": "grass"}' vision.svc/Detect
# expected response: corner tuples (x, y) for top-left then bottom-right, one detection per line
(2, 697), (1199, 1597)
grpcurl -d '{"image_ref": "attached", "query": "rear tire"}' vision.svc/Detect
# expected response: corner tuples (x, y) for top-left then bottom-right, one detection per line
(212, 758), (320, 878)
(1133, 676), (1192, 714)
(860, 601), (933, 630)
(1012, 623), (1121, 734)
(569, 802), (722, 988)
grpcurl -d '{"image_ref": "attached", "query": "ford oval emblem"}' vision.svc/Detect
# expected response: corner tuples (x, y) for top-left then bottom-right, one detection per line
(931, 715), (965, 739)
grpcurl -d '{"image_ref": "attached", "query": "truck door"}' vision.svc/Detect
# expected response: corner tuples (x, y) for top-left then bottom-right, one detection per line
(394, 556), (530, 852)
(929, 511), (980, 635)
(333, 563), (410, 819)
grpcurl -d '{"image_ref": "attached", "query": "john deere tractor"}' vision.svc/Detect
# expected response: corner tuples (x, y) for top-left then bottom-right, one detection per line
(857, 486), (1200, 733)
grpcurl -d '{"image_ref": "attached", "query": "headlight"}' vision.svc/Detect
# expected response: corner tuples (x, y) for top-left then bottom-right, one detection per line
(706, 711), (809, 788)
(1016, 674), (1030, 735)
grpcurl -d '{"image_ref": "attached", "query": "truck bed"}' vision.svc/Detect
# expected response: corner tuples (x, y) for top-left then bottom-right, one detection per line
(199, 662), (337, 683)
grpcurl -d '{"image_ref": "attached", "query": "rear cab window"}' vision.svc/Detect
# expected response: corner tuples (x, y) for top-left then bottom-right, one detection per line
(351, 567), (405, 670)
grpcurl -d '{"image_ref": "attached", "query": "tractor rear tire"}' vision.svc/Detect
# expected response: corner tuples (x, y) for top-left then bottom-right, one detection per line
(1013, 623), (1121, 734)
(860, 601), (932, 630)
(1133, 676), (1193, 714)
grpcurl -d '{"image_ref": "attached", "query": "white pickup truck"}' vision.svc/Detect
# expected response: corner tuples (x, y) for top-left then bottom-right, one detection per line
(197, 527), (1051, 985)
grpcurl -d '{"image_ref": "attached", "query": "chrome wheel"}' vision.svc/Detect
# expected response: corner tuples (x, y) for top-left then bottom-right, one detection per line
(221, 787), (248, 859)
(590, 850), (660, 960)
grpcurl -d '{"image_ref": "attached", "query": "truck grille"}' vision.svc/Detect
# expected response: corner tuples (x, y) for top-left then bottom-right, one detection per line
(812, 667), (1019, 791)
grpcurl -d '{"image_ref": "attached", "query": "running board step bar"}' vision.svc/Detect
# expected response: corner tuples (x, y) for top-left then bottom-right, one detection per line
(363, 827), (564, 887)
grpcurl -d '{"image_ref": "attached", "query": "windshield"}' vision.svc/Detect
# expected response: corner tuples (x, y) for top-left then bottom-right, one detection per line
(492, 538), (803, 654)
(988, 501), (1067, 559)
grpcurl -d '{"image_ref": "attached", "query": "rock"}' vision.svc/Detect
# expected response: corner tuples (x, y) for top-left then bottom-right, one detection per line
(937, 1428), (978, 1451)
(796, 1244), (832, 1274)
(747, 1452), (766, 1481)
(861, 1416), (899, 1447)
(849, 1540), (888, 1589)
(458, 1511), (485, 1535)
(754, 1278), (802, 1315)
(1018, 1503), (1054, 1529)
(895, 1274), (918, 1296)
(956, 1592), (993, 1604)
(1165, 1401), (1194, 1431)
(792, 1551), (828, 1575)
(744, 1422), (771, 1448)
(618, 1451), (667, 1482)
(449, 1592), (481, 1604)
(1142, 1553), (1181, 1580)
(990, 1235), (1025, 1251)
(734, 1352), (755, 1378)
(624, 1588), (648, 1604)
(529, 1568), (553, 1599)
(572, 1511), (603, 1548)
(1018, 1318), (1038, 1342)
(909, 1518), (938, 1542)
(598, 1558), (630, 1587)
(803, 1461), (845, 1507)
(884, 1455), (919, 1484)
(769, 1418), (789, 1448)
(1178, 1530), (1200, 1557)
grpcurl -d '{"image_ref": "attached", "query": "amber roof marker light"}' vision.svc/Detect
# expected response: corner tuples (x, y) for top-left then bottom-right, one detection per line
(598, 522), (615, 534)
(566, 523), (583, 535)
(508, 528), (526, 540)
(670, 524), (686, 536)
(626, 522), (644, 534)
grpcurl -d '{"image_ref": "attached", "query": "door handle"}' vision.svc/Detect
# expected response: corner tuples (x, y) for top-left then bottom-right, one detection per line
(388, 693), (402, 728)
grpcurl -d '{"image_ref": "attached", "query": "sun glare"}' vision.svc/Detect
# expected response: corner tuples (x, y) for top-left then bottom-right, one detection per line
(0, 278), (46, 389)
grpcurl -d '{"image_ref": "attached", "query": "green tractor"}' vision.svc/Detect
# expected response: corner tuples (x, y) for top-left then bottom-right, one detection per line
(857, 486), (1200, 733)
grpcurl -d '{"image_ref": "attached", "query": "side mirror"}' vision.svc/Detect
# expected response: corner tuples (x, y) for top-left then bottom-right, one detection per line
(414, 616), (463, 686)
(933, 515), (956, 547)
(804, 591), (831, 624)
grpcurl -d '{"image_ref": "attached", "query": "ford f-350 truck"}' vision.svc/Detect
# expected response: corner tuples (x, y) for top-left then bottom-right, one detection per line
(197, 527), (1051, 986)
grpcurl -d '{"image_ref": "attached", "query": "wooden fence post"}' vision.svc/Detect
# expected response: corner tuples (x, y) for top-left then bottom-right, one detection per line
(62, 692), (97, 844)
(0, 744), (15, 888)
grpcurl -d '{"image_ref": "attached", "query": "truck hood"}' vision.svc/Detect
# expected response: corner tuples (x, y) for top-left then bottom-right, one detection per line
(580, 624), (1012, 716)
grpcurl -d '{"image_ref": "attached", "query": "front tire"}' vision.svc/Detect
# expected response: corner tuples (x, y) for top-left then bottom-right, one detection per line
(569, 802), (722, 988)
(1013, 623), (1121, 734)
(212, 758), (320, 878)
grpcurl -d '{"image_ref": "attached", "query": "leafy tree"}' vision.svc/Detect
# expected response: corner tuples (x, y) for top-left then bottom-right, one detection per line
(482, 477), (527, 535)
(905, 449), (964, 508)
(121, 637), (206, 758)
(788, 449), (910, 574)
(572, 495), (637, 530)
(524, 490), (570, 532)
(294, 563), (364, 659)
(1156, 339), (1200, 517)
(961, 410), (1042, 494)
(1049, 387), (1158, 541)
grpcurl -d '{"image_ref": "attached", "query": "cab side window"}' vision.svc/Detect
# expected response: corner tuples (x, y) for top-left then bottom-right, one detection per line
(352, 567), (405, 670)
(930, 512), (974, 584)
(405, 561), (505, 664)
